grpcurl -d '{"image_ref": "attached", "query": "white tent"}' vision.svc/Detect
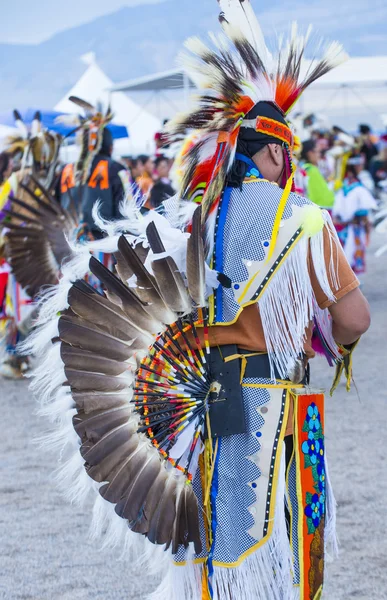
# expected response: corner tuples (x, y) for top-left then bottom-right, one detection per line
(295, 56), (387, 131)
(111, 56), (387, 132)
(55, 54), (161, 156)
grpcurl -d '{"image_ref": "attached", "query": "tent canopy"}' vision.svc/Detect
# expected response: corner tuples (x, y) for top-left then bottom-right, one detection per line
(110, 56), (387, 131)
(0, 108), (128, 140)
(112, 57), (387, 94)
(110, 68), (195, 93)
(55, 56), (161, 155)
(308, 56), (387, 88)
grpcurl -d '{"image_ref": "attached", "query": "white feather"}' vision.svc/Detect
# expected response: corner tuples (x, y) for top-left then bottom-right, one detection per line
(217, 0), (271, 69)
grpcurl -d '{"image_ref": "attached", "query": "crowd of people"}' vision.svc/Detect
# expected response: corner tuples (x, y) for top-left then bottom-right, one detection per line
(0, 113), (383, 375)
(294, 119), (382, 275)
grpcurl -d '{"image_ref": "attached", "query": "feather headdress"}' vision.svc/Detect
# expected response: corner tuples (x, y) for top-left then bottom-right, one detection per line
(67, 96), (114, 185)
(168, 0), (348, 222)
(4, 110), (62, 188)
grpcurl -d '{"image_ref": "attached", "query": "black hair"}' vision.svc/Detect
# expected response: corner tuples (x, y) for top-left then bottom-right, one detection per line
(138, 155), (150, 166)
(359, 124), (371, 135)
(155, 155), (169, 169)
(300, 139), (317, 162)
(149, 180), (175, 209)
(0, 151), (10, 185)
(100, 127), (114, 155)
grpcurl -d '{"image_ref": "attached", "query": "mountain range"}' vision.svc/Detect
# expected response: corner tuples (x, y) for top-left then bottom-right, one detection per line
(0, 0), (385, 112)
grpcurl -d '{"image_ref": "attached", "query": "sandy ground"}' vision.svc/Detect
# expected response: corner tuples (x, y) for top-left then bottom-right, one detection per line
(0, 238), (386, 600)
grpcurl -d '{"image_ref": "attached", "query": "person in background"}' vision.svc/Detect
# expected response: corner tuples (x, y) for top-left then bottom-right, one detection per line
(358, 124), (379, 171)
(145, 156), (175, 210)
(136, 154), (154, 196)
(81, 128), (129, 239)
(154, 155), (173, 186)
(0, 151), (30, 380)
(333, 157), (377, 275)
(0, 152), (14, 324)
(300, 139), (335, 209)
(129, 157), (141, 181)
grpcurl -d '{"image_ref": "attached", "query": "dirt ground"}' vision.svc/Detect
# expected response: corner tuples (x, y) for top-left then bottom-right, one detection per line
(0, 238), (386, 600)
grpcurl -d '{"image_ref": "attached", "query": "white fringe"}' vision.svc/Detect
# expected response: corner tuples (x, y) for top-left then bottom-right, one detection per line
(324, 450), (339, 561)
(151, 443), (297, 600)
(259, 237), (314, 380)
(259, 216), (341, 380)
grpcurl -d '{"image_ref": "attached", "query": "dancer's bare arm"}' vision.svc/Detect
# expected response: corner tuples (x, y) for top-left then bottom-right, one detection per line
(329, 287), (371, 345)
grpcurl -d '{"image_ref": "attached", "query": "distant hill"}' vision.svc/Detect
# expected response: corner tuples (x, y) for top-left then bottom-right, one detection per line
(0, 0), (385, 112)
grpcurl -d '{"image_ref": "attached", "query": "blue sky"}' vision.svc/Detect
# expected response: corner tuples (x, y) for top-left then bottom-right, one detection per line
(0, 0), (163, 43)
(2, 0), (386, 48)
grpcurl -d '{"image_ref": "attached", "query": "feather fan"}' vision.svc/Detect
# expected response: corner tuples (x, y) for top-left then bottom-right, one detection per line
(1, 175), (77, 298)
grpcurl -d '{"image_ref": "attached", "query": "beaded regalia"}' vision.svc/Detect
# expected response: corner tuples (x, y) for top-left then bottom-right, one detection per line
(26, 2), (359, 599)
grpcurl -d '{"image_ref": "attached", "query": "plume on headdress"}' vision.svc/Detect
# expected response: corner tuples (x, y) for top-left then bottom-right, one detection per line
(167, 0), (348, 221)
(68, 96), (114, 184)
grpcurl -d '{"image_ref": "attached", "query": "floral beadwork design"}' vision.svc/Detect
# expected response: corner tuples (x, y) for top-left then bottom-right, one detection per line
(302, 402), (325, 535)
(305, 492), (325, 529)
(305, 402), (321, 432)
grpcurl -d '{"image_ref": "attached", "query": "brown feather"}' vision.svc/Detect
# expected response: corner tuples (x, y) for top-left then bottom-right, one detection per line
(61, 344), (129, 376)
(186, 205), (206, 307)
(99, 443), (151, 503)
(58, 314), (139, 362)
(72, 390), (130, 413)
(73, 406), (131, 441)
(89, 257), (161, 334)
(110, 451), (162, 523)
(147, 474), (177, 546)
(146, 222), (191, 314)
(127, 470), (167, 533)
(80, 422), (136, 464)
(116, 235), (176, 324)
(65, 368), (132, 393)
(69, 96), (96, 113)
(68, 282), (151, 344)
(86, 436), (139, 483)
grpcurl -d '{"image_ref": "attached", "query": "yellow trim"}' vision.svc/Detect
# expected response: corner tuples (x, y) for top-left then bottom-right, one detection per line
(243, 177), (272, 185)
(210, 229), (304, 328)
(313, 584), (323, 600)
(242, 382), (305, 390)
(293, 392), (305, 600)
(211, 390), (291, 568)
(266, 173), (294, 263)
(238, 268), (262, 304)
(224, 351), (265, 383)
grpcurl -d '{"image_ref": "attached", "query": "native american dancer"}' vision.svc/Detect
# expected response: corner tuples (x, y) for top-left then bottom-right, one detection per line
(58, 96), (139, 286)
(333, 157), (377, 275)
(0, 111), (67, 377)
(25, 1), (370, 599)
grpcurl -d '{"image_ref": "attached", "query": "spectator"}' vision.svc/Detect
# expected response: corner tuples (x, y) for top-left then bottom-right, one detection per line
(154, 156), (173, 185)
(300, 139), (335, 209)
(136, 155), (154, 196)
(143, 156), (175, 210)
(359, 124), (379, 170)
